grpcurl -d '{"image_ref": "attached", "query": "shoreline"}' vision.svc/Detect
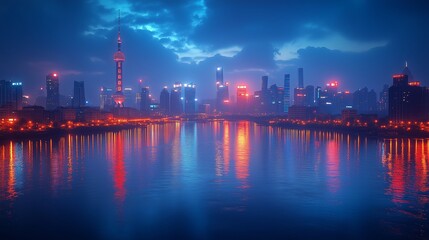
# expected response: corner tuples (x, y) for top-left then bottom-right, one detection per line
(2, 118), (429, 141)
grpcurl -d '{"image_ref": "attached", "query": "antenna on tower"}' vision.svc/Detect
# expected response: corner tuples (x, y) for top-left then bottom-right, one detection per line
(117, 9), (122, 50)
(118, 9), (121, 33)
(405, 61), (408, 68)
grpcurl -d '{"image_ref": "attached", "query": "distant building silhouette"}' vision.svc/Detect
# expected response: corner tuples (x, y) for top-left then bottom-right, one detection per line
(378, 84), (389, 117)
(140, 87), (151, 115)
(215, 67), (229, 112)
(72, 81), (85, 108)
(100, 87), (114, 111)
(46, 73), (60, 110)
(283, 74), (290, 113)
(159, 87), (170, 114)
(184, 84), (196, 114)
(170, 83), (182, 115)
(0, 80), (22, 110)
(353, 87), (377, 114)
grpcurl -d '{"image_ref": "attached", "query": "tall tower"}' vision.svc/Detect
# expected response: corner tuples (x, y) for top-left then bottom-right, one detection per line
(113, 11), (126, 107)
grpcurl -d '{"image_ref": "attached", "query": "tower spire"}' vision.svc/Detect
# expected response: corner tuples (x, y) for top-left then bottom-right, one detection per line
(117, 10), (121, 51)
(405, 61), (408, 68)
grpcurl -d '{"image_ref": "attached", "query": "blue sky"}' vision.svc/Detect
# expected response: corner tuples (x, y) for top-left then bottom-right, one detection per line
(0, 0), (428, 105)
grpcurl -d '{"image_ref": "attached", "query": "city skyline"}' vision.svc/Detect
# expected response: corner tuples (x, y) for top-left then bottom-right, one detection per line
(1, 1), (428, 105)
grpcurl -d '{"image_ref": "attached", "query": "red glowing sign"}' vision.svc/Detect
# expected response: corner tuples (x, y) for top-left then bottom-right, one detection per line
(408, 81), (420, 86)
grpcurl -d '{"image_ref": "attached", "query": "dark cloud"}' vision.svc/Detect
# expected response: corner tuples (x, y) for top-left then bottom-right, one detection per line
(0, 0), (428, 105)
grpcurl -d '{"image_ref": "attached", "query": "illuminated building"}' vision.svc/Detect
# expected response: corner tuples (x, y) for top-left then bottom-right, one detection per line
(388, 73), (426, 122)
(72, 81), (85, 108)
(112, 13), (126, 107)
(46, 73), (60, 110)
(140, 87), (151, 115)
(215, 67), (229, 113)
(170, 83), (182, 115)
(236, 85), (249, 113)
(283, 74), (290, 113)
(269, 84), (284, 113)
(100, 87), (114, 111)
(123, 87), (135, 108)
(317, 81), (352, 115)
(293, 88), (306, 106)
(159, 87), (170, 114)
(0, 80), (22, 110)
(216, 67), (223, 85)
(184, 83), (196, 114)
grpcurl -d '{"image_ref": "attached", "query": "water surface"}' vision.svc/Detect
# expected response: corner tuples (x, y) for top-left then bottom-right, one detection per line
(1, 121), (428, 239)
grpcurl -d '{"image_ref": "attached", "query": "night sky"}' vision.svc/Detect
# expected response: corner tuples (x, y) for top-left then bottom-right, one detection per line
(1, 0), (428, 105)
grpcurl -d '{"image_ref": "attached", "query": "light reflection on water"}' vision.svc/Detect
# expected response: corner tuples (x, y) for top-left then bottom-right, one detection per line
(0, 121), (428, 239)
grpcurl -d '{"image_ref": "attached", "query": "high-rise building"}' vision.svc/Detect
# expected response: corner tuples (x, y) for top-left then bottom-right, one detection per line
(378, 84), (389, 116)
(159, 87), (170, 114)
(216, 67), (223, 85)
(72, 81), (85, 108)
(100, 87), (114, 111)
(215, 68), (229, 112)
(170, 83), (182, 115)
(46, 73), (60, 110)
(305, 85), (315, 107)
(11, 82), (23, 110)
(0, 80), (22, 110)
(298, 68), (304, 88)
(123, 87), (135, 108)
(293, 88), (306, 106)
(112, 13), (126, 107)
(140, 87), (151, 114)
(184, 84), (196, 114)
(0, 80), (12, 108)
(283, 74), (290, 113)
(389, 74), (425, 121)
(262, 76), (268, 92)
(353, 87), (377, 114)
(269, 84), (284, 113)
(236, 85), (249, 113)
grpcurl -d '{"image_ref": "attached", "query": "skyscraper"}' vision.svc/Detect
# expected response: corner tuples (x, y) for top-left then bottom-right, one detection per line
(184, 84), (196, 114)
(72, 81), (85, 108)
(140, 87), (151, 114)
(298, 68), (304, 88)
(305, 85), (315, 107)
(0, 80), (12, 108)
(11, 82), (23, 110)
(100, 87), (114, 111)
(46, 73), (60, 110)
(159, 87), (170, 114)
(283, 74), (290, 113)
(216, 67), (229, 112)
(216, 67), (223, 85)
(170, 83), (182, 115)
(262, 76), (268, 92)
(112, 12), (126, 107)
(236, 85), (249, 113)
